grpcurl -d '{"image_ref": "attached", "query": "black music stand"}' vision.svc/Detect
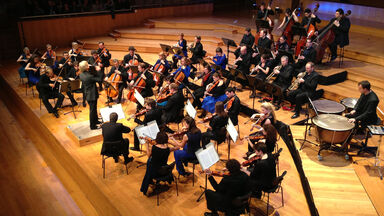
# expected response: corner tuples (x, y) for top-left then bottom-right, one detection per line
(196, 174), (208, 202)
(43, 58), (54, 67)
(103, 80), (117, 108)
(247, 75), (264, 109)
(222, 38), (237, 62)
(291, 25), (307, 39)
(298, 96), (319, 150)
(76, 55), (91, 62)
(61, 80), (82, 119)
(160, 44), (174, 54)
(172, 46), (184, 57)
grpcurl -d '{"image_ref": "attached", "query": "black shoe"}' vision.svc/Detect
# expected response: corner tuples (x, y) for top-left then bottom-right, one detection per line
(124, 156), (134, 164)
(291, 113), (300, 119)
(53, 111), (59, 118)
(82, 101), (86, 107)
(130, 147), (141, 152)
(90, 125), (100, 130)
(113, 157), (119, 163)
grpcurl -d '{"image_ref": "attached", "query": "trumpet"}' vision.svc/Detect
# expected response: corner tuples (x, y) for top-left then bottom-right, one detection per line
(288, 71), (306, 91)
(266, 65), (282, 83)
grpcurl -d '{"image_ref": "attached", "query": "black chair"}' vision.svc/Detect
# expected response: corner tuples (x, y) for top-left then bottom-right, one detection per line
(180, 157), (199, 186)
(100, 140), (129, 178)
(223, 192), (252, 216)
(153, 162), (178, 206)
(262, 170), (287, 216)
(169, 109), (184, 131)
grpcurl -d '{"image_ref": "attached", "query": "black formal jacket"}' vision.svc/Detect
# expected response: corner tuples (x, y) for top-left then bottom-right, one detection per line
(162, 90), (185, 123)
(37, 74), (56, 97)
(300, 15), (321, 27)
(224, 95), (241, 126)
(236, 52), (252, 75)
(350, 91), (379, 125)
(97, 48), (112, 67)
(302, 46), (317, 64)
(135, 107), (163, 126)
(191, 42), (204, 59)
(132, 70), (155, 98)
(210, 114), (229, 140)
(64, 66), (77, 80)
(107, 65), (128, 88)
(123, 53), (144, 65)
(257, 9), (275, 19)
(80, 69), (103, 101)
(329, 17), (351, 47)
(100, 122), (131, 155)
(240, 33), (255, 49)
(257, 37), (272, 50)
(250, 154), (276, 189)
(208, 171), (250, 207)
(273, 64), (294, 90)
(298, 71), (319, 97)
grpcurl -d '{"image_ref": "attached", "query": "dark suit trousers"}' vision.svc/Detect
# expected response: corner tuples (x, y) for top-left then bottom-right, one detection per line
(41, 92), (64, 113)
(287, 89), (309, 113)
(329, 41), (338, 58)
(88, 100), (98, 128)
(192, 87), (205, 108)
(205, 189), (227, 212)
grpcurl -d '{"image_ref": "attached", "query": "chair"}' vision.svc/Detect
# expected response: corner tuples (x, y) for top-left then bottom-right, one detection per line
(223, 192), (252, 216)
(180, 157), (199, 186)
(338, 47), (345, 68)
(262, 171), (287, 216)
(168, 108), (184, 131)
(101, 140), (129, 178)
(153, 162), (178, 206)
(272, 148), (283, 178)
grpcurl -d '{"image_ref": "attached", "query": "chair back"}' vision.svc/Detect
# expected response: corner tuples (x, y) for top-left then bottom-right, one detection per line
(271, 170), (287, 189)
(101, 140), (122, 157)
(231, 192), (252, 208)
(157, 162), (176, 177)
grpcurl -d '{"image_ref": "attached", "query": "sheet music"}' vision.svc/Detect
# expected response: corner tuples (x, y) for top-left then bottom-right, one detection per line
(135, 120), (160, 144)
(147, 120), (160, 139)
(226, 118), (238, 143)
(195, 143), (220, 170)
(99, 104), (126, 122)
(185, 100), (197, 119)
(134, 89), (145, 106)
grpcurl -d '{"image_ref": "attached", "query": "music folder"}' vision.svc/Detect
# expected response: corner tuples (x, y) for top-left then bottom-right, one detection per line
(99, 104), (126, 122)
(135, 120), (160, 144)
(195, 143), (220, 171)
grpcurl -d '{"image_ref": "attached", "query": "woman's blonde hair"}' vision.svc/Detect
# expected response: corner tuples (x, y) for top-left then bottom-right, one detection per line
(261, 102), (276, 123)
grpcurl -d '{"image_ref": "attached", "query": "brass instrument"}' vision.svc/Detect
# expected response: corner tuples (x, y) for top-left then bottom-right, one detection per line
(266, 65), (281, 83)
(288, 71), (306, 91)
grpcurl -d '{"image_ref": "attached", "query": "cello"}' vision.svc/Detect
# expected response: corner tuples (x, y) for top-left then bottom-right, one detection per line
(126, 69), (147, 102)
(295, 3), (320, 57)
(105, 66), (123, 99)
(151, 61), (165, 86)
(127, 53), (139, 80)
(313, 10), (351, 63)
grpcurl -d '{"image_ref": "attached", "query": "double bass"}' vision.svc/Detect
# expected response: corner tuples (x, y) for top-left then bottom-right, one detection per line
(280, 8), (297, 47)
(127, 54), (139, 80)
(295, 3), (320, 57)
(313, 10), (351, 63)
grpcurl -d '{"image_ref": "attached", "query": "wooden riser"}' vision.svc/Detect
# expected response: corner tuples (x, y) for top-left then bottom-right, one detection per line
(83, 44), (162, 54)
(344, 49), (384, 67)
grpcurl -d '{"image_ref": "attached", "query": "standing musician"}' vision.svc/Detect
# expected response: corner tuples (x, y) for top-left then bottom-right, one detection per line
(192, 64), (213, 109)
(105, 59), (127, 104)
(68, 42), (85, 61)
(151, 52), (170, 88)
(101, 112), (134, 164)
(293, 39), (316, 75)
(200, 73), (227, 117)
(234, 28), (255, 58)
(57, 51), (73, 76)
(96, 41), (112, 70)
(257, 2), (275, 19)
(17, 47), (31, 79)
(318, 8), (351, 61)
(242, 144), (276, 199)
(36, 66), (64, 118)
(161, 83), (185, 125)
(129, 63), (155, 111)
(223, 87), (241, 126)
(272, 56), (294, 109)
(169, 116), (202, 181)
(203, 159), (251, 216)
(41, 44), (57, 68)
(24, 55), (42, 85)
(130, 98), (163, 152)
(232, 46), (252, 90)
(79, 61), (103, 130)
(288, 62), (319, 119)
(123, 46), (144, 81)
(172, 57), (191, 89)
(88, 50), (105, 91)
(277, 8), (292, 30)
(189, 35), (205, 74)
(176, 33), (188, 58)
(345, 81), (379, 128)
(201, 101), (229, 147)
(293, 8), (321, 29)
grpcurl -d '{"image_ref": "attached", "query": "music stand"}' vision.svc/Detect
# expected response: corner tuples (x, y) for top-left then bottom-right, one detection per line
(76, 55), (91, 62)
(44, 58), (54, 67)
(103, 80), (117, 108)
(60, 80), (82, 119)
(299, 96), (319, 150)
(172, 46), (184, 57)
(222, 38), (237, 62)
(247, 75), (264, 109)
(160, 44), (174, 54)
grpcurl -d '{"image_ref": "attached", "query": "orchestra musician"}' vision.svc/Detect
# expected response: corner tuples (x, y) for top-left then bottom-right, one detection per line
(203, 159), (251, 216)
(105, 59), (127, 104)
(88, 50), (105, 91)
(318, 8), (351, 61)
(68, 42), (84, 61)
(272, 56), (294, 109)
(192, 64), (213, 109)
(189, 35), (205, 74)
(16, 47), (31, 80)
(57, 51), (73, 76)
(234, 27), (255, 59)
(64, 61), (86, 107)
(130, 63), (155, 110)
(241, 143), (276, 199)
(101, 112), (134, 164)
(152, 52), (170, 88)
(293, 7), (321, 29)
(201, 101), (229, 147)
(223, 87), (241, 126)
(123, 46), (143, 68)
(140, 131), (178, 196)
(252, 54), (272, 81)
(345, 81), (379, 128)
(24, 55), (42, 85)
(246, 123), (277, 156)
(288, 62), (319, 119)
(232, 46), (252, 90)
(79, 61), (103, 130)
(96, 41), (112, 70)
(200, 73), (227, 117)
(293, 39), (316, 75)
(212, 47), (227, 71)
(171, 49), (184, 69)
(161, 83), (185, 125)
(169, 116), (202, 182)
(277, 8), (292, 30)
(251, 29), (272, 65)
(256, 2), (274, 30)
(41, 44), (57, 68)
(131, 98), (163, 152)
(36, 66), (64, 118)
(177, 33), (188, 58)
(172, 57), (191, 89)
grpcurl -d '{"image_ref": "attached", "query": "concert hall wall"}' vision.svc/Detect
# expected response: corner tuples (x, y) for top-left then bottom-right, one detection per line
(18, 3), (213, 50)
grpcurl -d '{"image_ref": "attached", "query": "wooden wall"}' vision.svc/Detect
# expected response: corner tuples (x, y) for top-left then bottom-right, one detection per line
(18, 3), (213, 50)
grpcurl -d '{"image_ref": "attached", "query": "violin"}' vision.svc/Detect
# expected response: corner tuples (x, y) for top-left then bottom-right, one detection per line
(128, 108), (149, 120)
(206, 80), (219, 94)
(140, 136), (157, 145)
(201, 114), (217, 123)
(199, 170), (230, 177)
(295, 3), (320, 57)
(241, 154), (262, 167)
(156, 91), (174, 103)
(168, 129), (188, 138)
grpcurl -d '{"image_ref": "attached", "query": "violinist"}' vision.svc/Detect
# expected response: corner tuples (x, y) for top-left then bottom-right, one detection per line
(68, 42), (84, 61)
(272, 56), (293, 109)
(79, 61), (103, 130)
(293, 39), (316, 75)
(36, 66), (64, 118)
(129, 63), (155, 110)
(246, 123), (277, 157)
(318, 8), (351, 61)
(293, 8), (321, 29)
(288, 62), (319, 119)
(65, 61), (86, 107)
(176, 33), (188, 58)
(24, 55), (42, 85)
(123, 46), (143, 68)
(200, 73), (227, 117)
(16, 47), (31, 80)
(241, 144), (276, 199)
(41, 44), (57, 68)
(223, 87), (241, 126)
(88, 50), (105, 91)
(203, 159), (250, 216)
(234, 28), (255, 59)
(248, 102), (276, 131)
(97, 41), (112, 69)
(105, 59), (127, 104)
(192, 64), (213, 109)
(161, 83), (185, 124)
(57, 51), (72, 76)
(201, 101), (229, 147)
(169, 116), (202, 182)
(131, 98), (163, 151)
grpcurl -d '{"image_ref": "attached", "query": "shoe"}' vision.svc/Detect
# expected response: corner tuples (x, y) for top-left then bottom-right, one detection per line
(145, 185), (154, 197)
(291, 113), (300, 119)
(124, 156), (134, 164)
(82, 101), (86, 107)
(130, 147), (141, 152)
(113, 157), (119, 163)
(90, 125), (100, 130)
(330, 55), (337, 61)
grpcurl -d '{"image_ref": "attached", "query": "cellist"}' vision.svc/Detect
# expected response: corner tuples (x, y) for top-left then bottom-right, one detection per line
(151, 52), (170, 88)
(123, 46), (143, 82)
(105, 59), (127, 104)
(129, 63), (155, 110)
(172, 57), (191, 89)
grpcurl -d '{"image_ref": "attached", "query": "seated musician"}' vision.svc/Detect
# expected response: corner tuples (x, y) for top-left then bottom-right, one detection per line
(24, 55), (42, 85)
(123, 46), (144, 69)
(288, 62), (319, 119)
(223, 87), (241, 126)
(64, 61), (86, 107)
(169, 116), (202, 182)
(57, 51), (73, 75)
(152, 52), (170, 87)
(212, 47), (227, 71)
(272, 56), (294, 109)
(257, 2), (275, 20)
(192, 64), (213, 109)
(276, 35), (289, 53)
(242, 144), (276, 199)
(140, 131), (178, 196)
(246, 124), (277, 157)
(177, 33), (188, 58)
(252, 53), (271, 81)
(189, 35), (205, 75)
(130, 63), (155, 110)
(105, 59), (127, 104)
(203, 159), (251, 216)
(68, 42), (84, 62)
(345, 81), (379, 128)
(41, 44), (57, 68)
(36, 66), (64, 118)
(171, 49), (184, 69)
(293, 8), (321, 29)
(251, 29), (272, 66)
(200, 73), (227, 118)
(172, 57), (191, 89)
(101, 112), (134, 164)
(16, 47), (31, 79)
(131, 98), (163, 152)
(232, 46), (252, 91)
(161, 83), (185, 125)
(234, 27), (255, 59)
(318, 8), (351, 61)
(201, 101), (229, 147)
(88, 50), (104, 91)
(97, 41), (112, 69)
(293, 39), (316, 75)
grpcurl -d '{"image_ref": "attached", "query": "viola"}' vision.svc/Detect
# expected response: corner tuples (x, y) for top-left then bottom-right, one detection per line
(206, 80), (219, 94)
(169, 129), (188, 138)
(105, 68), (122, 98)
(156, 91), (174, 103)
(126, 70), (147, 103)
(295, 3), (320, 57)
(199, 170), (230, 177)
(241, 154), (262, 167)
(225, 96), (235, 110)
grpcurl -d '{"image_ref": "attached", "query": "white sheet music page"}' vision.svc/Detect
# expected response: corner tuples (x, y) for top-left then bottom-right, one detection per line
(226, 118), (238, 143)
(185, 100), (197, 119)
(146, 120), (160, 139)
(134, 89), (145, 106)
(99, 104), (126, 122)
(195, 143), (219, 170)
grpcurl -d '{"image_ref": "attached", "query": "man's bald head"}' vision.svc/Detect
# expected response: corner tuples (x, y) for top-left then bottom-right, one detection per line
(240, 46), (247, 55)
